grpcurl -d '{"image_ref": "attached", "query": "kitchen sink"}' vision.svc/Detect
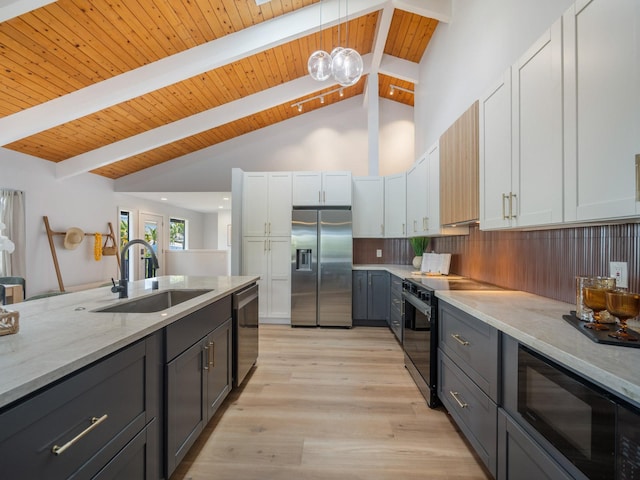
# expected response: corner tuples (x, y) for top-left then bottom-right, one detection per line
(95, 289), (213, 313)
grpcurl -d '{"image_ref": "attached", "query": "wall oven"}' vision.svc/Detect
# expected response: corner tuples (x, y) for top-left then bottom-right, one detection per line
(518, 344), (640, 479)
(402, 279), (438, 407)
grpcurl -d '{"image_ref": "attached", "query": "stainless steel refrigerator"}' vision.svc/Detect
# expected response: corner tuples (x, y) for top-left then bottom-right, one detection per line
(291, 208), (352, 327)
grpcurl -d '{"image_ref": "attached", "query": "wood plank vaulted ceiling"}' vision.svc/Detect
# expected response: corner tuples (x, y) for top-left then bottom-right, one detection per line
(0, 0), (447, 180)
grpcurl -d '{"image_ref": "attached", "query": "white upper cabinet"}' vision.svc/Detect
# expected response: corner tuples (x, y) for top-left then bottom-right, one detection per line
(480, 20), (563, 229)
(352, 177), (384, 238)
(480, 70), (512, 229)
(426, 142), (468, 236)
(563, 0), (640, 222)
(243, 172), (292, 237)
(384, 173), (407, 237)
(512, 19), (564, 227)
(292, 171), (352, 206)
(406, 154), (429, 236)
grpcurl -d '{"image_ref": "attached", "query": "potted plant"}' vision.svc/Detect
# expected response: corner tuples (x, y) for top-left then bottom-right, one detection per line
(409, 236), (430, 269)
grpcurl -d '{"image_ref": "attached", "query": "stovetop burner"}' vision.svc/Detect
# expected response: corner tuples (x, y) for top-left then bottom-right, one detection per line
(405, 275), (504, 292)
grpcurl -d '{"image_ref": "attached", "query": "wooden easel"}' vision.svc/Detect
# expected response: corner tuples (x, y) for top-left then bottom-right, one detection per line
(43, 216), (120, 292)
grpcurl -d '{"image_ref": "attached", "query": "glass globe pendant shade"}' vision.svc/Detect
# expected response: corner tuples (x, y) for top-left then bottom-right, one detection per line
(308, 50), (332, 81)
(331, 48), (363, 87)
(330, 46), (344, 59)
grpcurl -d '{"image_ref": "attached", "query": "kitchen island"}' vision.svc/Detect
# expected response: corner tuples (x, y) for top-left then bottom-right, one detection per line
(0, 275), (258, 479)
(0, 275), (258, 409)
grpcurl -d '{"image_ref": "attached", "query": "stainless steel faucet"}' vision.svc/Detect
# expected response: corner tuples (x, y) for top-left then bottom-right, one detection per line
(111, 239), (160, 298)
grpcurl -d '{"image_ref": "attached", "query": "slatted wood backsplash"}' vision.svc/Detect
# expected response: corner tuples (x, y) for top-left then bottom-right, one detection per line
(354, 223), (640, 305)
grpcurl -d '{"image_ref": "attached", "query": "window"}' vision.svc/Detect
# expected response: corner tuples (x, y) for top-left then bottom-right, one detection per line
(119, 210), (130, 248)
(169, 218), (186, 250)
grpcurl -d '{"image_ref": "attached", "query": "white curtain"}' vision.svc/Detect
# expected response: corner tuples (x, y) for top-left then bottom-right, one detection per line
(0, 189), (26, 277)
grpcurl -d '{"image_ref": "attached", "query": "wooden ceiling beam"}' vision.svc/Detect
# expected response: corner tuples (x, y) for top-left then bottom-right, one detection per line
(56, 54), (373, 180)
(379, 54), (419, 83)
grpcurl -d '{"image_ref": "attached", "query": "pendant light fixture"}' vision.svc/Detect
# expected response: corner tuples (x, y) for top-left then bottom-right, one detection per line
(308, 0), (363, 87)
(307, 0), (332, 81)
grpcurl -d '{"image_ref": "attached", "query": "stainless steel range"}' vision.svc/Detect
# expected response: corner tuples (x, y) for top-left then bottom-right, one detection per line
(402, 276), (502, 408)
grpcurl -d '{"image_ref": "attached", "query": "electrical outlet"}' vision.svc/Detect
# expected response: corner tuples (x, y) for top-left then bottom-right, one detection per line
(610, 261), (628, 288)
(376, 249), (382, 258)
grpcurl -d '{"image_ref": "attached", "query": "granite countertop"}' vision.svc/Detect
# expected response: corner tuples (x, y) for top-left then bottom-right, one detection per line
(354, 264), (640, 406)
(436, 290), (640, 407)
(0, 275), (258, 409)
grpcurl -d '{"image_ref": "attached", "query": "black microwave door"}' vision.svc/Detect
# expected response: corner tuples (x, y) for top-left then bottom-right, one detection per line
(517, 345), (616, 479)
(618, 403), (640, 479)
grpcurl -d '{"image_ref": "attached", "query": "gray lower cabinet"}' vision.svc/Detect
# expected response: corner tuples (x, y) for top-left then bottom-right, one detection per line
(438, 301), (499, 477)
(352, 270), (368, 320)
(352, 270), (389, 326)
(165, 297), (233, 477)
(388, 275), (402, 342)
(497, 409), (574, 480)
(0, 333), (162, 479)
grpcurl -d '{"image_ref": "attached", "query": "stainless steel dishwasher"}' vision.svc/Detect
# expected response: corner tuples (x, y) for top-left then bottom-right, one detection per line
(232, 283), (259, 387)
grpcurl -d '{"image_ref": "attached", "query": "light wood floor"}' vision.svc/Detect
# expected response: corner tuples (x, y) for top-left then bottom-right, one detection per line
(170, 325), (491, 480)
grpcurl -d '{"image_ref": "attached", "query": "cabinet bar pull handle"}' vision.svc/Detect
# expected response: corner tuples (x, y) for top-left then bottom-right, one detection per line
(209, 340), (214, 369)
(502, 193), (509, 220)
(402, 223), (405, 235)
(381, 224), (384, 235)
(510, 193), (517, 218)
(203, 344), (209, 370)
(451, 333), (470, 346)
(449, 391), (468, 409)
(268, 222), (271, 235)
(52, 414), (108, 455)
(264, 240), (267, 253)
(264, 222), (267, 235)
(323, 191), (326, 203)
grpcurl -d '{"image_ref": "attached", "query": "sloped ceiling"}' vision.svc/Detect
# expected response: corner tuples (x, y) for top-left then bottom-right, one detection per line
(0, 0), (449, 180)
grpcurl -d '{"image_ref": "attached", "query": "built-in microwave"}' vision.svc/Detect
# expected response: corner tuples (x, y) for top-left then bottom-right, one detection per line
(517, 344), (640, 480)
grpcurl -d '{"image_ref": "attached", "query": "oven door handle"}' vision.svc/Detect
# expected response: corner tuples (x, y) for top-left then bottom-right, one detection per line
(402, 292), (431, 317)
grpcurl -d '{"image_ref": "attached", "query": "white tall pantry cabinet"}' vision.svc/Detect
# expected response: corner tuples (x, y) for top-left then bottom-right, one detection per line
(242, 172), (292, 322)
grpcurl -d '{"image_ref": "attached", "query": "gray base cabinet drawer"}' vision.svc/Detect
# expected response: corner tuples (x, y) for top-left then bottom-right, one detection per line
(0, 336), (160, 479)
(439, 349), (497, 477)
(439, 301), (499, 400)
(94, 419), (159, 480)
(497, 409), (574, 480)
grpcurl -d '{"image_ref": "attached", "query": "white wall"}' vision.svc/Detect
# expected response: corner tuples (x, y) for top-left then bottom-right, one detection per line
(0, 148), (207, 296)
(414, 0), (574, 154)
(379, 99), (415, 175)
(114, 95), (416, 193)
